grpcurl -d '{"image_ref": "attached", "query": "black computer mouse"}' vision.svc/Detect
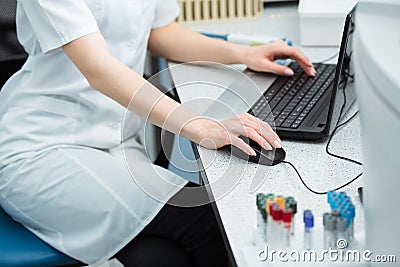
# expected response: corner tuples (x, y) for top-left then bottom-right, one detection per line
(222, 136), (286, 166)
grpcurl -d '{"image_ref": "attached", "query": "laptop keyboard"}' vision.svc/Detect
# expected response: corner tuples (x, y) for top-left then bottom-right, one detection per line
(250, 62), (336, 129)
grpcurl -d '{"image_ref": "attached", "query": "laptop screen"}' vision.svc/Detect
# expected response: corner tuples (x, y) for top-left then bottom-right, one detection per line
(327, 6), (357, 134)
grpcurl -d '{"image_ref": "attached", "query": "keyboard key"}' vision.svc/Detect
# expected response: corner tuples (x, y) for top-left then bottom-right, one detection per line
(291, 123), (300, 129)
(274, 118), (285, 127)
(282, 121), (293, 128)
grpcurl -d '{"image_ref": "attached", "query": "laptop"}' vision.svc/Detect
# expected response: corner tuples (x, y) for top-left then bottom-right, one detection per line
(206, 7), (357, 141)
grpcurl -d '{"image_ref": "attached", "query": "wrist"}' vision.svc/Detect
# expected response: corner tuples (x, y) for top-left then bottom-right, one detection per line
(234, 44), (252, 65)
(180, 117), (215, 144)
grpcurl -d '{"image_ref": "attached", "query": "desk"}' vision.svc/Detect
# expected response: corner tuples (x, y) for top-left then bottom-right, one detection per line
(169, 3), (365, 266)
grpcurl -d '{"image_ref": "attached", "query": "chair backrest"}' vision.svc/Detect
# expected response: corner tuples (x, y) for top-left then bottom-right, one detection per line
(0, 0), (27, 88)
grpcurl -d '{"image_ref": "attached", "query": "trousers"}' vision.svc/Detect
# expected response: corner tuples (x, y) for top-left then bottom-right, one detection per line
(115, 183), (229, 267)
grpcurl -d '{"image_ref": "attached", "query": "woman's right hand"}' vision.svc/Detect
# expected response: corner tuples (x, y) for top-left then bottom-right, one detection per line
(186, 113), (282, 156)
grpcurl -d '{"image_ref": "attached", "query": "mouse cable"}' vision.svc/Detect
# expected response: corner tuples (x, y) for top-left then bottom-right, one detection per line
(281, 160), (363, 195)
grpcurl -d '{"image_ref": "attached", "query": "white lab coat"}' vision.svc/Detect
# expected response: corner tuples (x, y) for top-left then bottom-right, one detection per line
(0, 0), (187, 265)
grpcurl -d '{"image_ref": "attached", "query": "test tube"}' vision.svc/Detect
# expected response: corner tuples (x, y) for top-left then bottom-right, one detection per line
(265, 194), (275, 212)
(346, 204), (355, 241)
(266, 196), (274, 216)
(255, 194), (267, 245)
(323, 212), (329, 227)
(336, 217), (348, 249)
(268, 203), (274, 243)
(331, 200), (343, 210)
(265, 193), (275, 200)
(288, 200), (297, 235)
(324, 215), (336, 249)
(338, 191), (347, 200)
(323, 212), (329, 240)
(267, 201), (275, 242)
(330, 197), (340, 209)
(285, 196), (295, 204)
(303, 210), (312, 222)
(328, 191), (338, 205)
(276, 195), (285, 209)
(341, 209), (353, 244)
(282, 208), (292, 247)
(331, 209), (341, 218)
(271, 204), (282, 247)
(261, 207), (268, 242)
(342, 198), (352, 207)
(256, 193), (265, 228)
(303, 210), (314, 250)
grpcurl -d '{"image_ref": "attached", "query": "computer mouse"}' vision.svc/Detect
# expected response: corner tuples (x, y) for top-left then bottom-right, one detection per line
(222, 136), (286, 166)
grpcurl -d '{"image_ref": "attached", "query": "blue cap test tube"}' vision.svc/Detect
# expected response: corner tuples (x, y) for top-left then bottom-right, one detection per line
(327, 191), (338, 205)
(329, 197), (341, 209)
(303, 210), (312, 221)
(338, 191), (347, 200)
(325, 191), (356, 247)
(303, 210), (314, 250)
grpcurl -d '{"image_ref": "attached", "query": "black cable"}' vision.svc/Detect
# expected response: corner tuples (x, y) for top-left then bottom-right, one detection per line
(281, 68), (363, 195)
(282, 160), (363, 195)
(281, 110), (363, 195)
(325, 70), (362, 166)
(325, 68), (362, 166)
(336, 110), (359, 129)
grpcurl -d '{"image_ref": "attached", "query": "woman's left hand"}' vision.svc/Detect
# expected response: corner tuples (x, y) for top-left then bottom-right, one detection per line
(240, 40), (316, 77)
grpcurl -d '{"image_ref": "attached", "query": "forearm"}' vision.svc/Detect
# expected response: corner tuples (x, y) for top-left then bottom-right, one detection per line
(148, 22), (249, 64)
(62, 32), (209, 143)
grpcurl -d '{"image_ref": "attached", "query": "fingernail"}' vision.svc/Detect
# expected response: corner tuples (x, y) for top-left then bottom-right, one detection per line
(263, 141), (273, 150)
(284, 69), (294, 76)
(250, 148), (257, 156)
(311, 67), (317, 76)
(274, 140), (282, 148)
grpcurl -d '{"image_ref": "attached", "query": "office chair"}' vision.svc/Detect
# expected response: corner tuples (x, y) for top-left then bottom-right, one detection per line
(0, 1), (82, 266)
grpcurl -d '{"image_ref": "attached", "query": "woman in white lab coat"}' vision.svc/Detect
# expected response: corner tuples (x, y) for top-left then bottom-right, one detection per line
(0, 0), (315, 266)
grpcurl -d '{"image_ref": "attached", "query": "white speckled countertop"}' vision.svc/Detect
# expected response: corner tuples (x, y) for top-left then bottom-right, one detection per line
(169, 3), (365, 266)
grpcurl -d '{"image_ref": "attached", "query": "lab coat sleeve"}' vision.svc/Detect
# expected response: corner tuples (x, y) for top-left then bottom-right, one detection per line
(18, 0), (100, 54)
(152, 0), (180, 29)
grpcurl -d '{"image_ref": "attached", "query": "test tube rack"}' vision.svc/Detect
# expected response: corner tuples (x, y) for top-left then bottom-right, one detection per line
(177, 0), (263, 23)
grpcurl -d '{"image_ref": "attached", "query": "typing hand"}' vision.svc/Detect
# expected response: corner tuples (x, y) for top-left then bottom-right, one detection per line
(241, 40), (316, 77)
